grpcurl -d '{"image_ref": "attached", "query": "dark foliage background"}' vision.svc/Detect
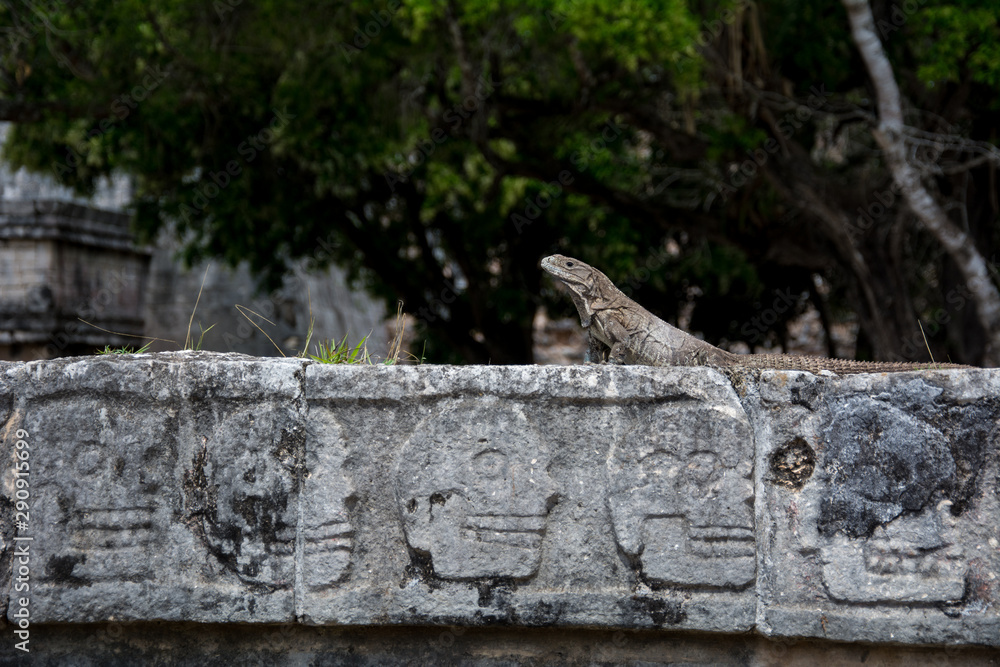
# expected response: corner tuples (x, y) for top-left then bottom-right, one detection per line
(2, 0), (998, 363)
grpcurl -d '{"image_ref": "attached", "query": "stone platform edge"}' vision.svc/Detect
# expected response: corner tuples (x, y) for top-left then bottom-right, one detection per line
(0, 351), (997, 650)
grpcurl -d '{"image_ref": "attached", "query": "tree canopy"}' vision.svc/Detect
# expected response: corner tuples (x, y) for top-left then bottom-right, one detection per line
(2, 0), (998, 364)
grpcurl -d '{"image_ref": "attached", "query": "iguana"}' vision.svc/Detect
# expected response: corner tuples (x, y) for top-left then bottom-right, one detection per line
(541, 254), (972, 374)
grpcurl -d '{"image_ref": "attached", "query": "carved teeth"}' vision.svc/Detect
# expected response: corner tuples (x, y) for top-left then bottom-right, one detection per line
(78, 507), (156, 530)
(687, 526), (756, 558)
(465, 514), (547, 531)
(302, 521), (355, 546)
(462, 514), (547, 548)
(688, 526), (755, 541)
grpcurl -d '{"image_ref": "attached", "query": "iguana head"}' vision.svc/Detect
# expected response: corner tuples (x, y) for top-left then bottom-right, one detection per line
(541, 254), (606, 327)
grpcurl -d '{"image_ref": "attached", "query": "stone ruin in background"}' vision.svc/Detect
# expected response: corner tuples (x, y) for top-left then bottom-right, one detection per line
(0, 200), (150, 360)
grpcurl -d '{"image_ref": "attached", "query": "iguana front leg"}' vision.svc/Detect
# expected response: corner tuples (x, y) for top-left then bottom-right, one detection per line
(603, 319), (631, 365)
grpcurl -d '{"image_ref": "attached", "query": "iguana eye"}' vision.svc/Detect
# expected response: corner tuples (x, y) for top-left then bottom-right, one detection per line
(566, 261), (574, 267)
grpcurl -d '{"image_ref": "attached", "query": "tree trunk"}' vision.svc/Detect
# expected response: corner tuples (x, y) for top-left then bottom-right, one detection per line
(841, 0), (1000, 365)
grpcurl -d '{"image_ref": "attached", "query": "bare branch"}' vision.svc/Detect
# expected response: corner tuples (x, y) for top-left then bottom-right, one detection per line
(762, 163), (896, 357)
(842, 0), (1000, 364)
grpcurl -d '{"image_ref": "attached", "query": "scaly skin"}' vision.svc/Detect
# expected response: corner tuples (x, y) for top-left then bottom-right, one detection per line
(541, 254), (972, 374)
(722, 352), (967, 373)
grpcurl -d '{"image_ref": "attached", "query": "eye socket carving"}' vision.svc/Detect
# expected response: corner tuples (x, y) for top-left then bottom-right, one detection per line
(473, 448), (508, 478)
(687, 451), (718, 483)
(638, 450), (679, 481)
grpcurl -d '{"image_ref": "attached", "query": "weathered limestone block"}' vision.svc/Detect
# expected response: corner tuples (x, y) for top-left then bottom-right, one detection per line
(747, 369), (1000, 646)
(301, 364), (756, 632)
(1, 353), (998, 650)
(396, 397), (557, 580)
(606, 403), (755, 589)
(1, 352), (306, 623)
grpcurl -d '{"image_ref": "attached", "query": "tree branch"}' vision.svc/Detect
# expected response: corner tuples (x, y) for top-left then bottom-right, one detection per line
(761, 162), (896, 357)
(842, 0), (1000, 364)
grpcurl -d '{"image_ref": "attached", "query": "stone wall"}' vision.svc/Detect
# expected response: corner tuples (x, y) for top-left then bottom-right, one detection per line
(1, 354), (998, 663)
(0, 201), (151, 360)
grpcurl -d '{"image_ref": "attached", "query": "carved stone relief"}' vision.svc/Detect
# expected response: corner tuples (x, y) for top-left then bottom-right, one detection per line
(300, 412), (356, 590)
(395, 397), (558, 580)
(8, 358), (998, 645)
(46, 400), (177, 586)
(607, 403), (755, 588)
(183, 404), (301, 589)
(820, 502), (967, 603)
(755, 371), (1000, 646)
(818, 399), (956, 539)
(816, 398), (969, 603)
